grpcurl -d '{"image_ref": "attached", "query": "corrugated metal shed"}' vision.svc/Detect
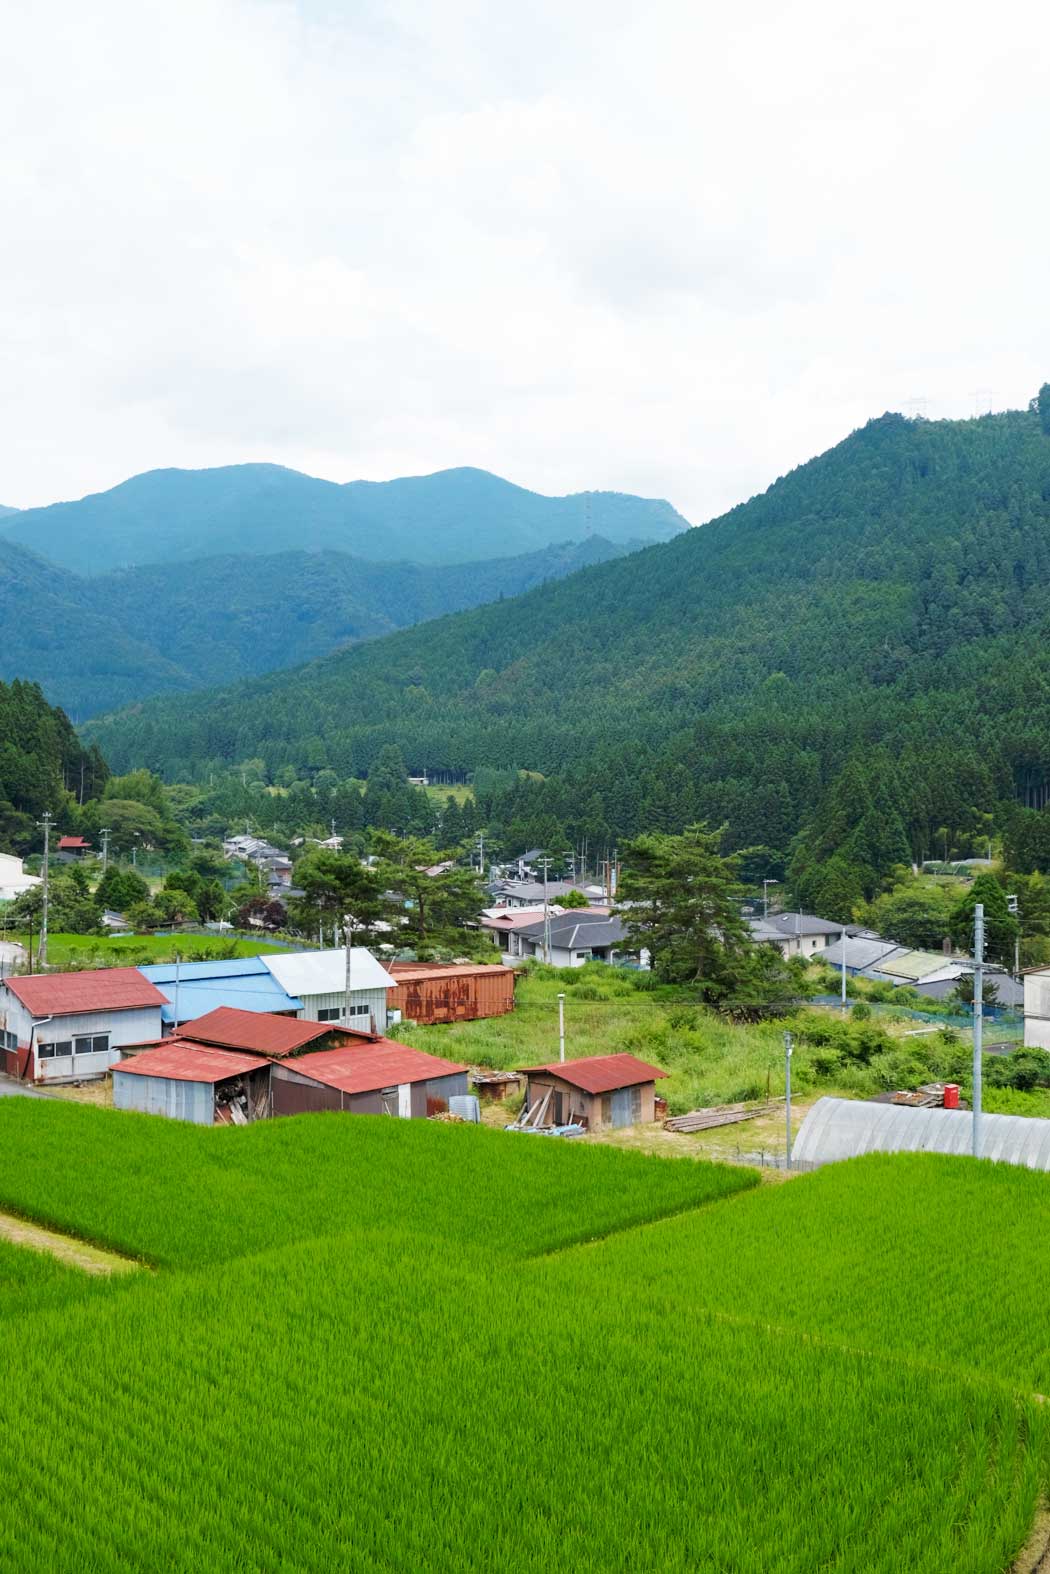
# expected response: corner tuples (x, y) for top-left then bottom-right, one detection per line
(185, 1006), (372, 1055)
(811, 937), (903, 972)
(4, 969), (167, 1016)
(794, 1095), (1050, 1171)
(288, 1042), (467, 1094)
(518, 1053), (667, 1095)
(113, 1043), (270, 1081)
(141, 958), (302, 1024)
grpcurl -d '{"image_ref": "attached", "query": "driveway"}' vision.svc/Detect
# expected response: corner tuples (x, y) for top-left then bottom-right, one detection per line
(0, 1076), (49, 1098)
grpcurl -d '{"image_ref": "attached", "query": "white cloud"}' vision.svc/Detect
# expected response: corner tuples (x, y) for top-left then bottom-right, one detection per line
(2, 0), (1049, 522)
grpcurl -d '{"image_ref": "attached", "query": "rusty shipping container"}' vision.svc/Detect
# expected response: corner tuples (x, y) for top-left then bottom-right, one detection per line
(387, 963), (516, 1026)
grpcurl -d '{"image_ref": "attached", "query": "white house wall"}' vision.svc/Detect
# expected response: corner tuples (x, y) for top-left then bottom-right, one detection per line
(296, 988), (389, 1032)
(16, 1003), (163, 1083)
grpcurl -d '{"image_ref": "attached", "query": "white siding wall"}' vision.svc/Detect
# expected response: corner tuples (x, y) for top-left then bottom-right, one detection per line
(31, 1005), (162, 1082)
(296, 988), (388, 1033)
(1024, 974), (1050, 1048)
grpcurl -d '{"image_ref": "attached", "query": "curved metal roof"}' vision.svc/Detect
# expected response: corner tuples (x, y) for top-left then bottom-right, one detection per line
(793, 1096), (1050, 1171)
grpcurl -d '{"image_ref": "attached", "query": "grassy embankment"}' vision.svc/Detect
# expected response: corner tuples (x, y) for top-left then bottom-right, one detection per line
(0, 1100), (1046, 1570)
(7, 932), (287, 968)
(391, 963), (1048, 1157)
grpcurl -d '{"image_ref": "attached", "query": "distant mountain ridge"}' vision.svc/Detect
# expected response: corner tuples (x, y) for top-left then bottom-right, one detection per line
(83, 397), (1050, 874)
(0, 534), (635, 717)
(0, 463), (688, 575)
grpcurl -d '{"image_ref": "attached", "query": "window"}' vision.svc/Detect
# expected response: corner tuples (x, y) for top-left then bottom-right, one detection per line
(38, 1040), (72, 1060)
(317, 1005), (368, 1023)
(74, 1034), (109, 1056)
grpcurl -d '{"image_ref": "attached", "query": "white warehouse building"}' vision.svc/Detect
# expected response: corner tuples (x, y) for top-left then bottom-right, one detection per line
(261, 948), (396, 1034)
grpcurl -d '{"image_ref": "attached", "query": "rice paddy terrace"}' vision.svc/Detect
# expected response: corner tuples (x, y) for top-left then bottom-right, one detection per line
(1, 1100), (1049, 1571)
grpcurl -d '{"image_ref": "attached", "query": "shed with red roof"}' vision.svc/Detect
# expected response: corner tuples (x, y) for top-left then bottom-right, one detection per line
(112, 1041), (272, 1125)
(271, 1041), (469, 1119)
(518, 1053), (668, 1130)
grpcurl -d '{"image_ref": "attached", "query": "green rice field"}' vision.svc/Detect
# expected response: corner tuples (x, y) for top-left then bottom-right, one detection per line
(1, 1101), (1049, 1570)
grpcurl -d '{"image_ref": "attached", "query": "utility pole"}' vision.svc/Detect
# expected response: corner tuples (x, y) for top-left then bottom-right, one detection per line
(784, 1031), (793, 1169)
(100, 827), (111, 872)
(973, 903), (984, 1161)
(840, 924), (848, 1012)
(476, 831), (484, 875)
(558, 992), (565, 1062)
(763, 878), (778, 919)
(343, 912), (355, 1030)
(36, 811), (52, 969)
(538, 856), (553, 963)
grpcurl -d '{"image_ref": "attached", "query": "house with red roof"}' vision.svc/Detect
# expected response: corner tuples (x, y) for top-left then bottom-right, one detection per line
(0, 968), (166, 1083)
(518, 1053), (668, 1130)
(55, 835), (92, 861)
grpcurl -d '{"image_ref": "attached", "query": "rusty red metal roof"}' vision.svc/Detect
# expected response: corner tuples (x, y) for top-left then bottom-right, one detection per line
(387, 962), (515, 984)
(112, 1042), (270, 1081)
(180, 1006), (374, 1056)
(519, 1053), (668, 1094)
(57, 836), (91, 850)
(3, 968), (167, 1017)
(284, 1041), (466, 1095)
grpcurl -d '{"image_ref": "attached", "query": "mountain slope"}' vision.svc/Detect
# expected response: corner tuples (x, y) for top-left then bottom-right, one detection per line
(0, 463), (687, 574)
(0, 535), (633, 717)
(84, 398), (1050, 860)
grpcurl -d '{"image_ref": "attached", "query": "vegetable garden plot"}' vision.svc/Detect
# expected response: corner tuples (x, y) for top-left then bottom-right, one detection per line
(546, 1152), (1050, 1393)
(0, 1098), (755, 1267)
(0, 1231), (1042, 1574)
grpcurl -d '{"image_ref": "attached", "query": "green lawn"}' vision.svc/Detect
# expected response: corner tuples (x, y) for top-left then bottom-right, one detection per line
(0, 1102), (1046, 1569)
(9, 932), (287, 969)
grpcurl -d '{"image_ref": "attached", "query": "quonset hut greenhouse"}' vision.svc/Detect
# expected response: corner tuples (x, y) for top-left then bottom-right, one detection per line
(793, 1095), (1050, 1172)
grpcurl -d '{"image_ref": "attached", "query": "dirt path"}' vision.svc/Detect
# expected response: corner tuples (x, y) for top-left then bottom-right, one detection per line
(0, 1210), (142, 1275)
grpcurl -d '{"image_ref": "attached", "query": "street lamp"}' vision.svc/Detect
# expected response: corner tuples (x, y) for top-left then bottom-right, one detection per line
(763, 878), (779, 919)
(1007, 894), (1020, 980)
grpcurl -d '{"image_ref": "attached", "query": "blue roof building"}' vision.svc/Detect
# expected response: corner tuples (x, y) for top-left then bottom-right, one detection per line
(140, 957), (302, 1027)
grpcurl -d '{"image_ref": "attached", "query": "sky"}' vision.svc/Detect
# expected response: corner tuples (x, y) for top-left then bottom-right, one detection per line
(4, 0), (1050, 524)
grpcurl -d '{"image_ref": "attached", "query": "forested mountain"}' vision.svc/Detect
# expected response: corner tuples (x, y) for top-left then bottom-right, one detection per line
(87, 393), (1050, 900)
(0, 680), (107, 850)
(0, 535), (632, 717)
(0, 463), (687, 574)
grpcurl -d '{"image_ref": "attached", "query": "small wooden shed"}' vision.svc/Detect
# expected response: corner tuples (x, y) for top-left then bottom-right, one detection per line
(519, 1054), (668, 1131)
(387, 962), (516, 1025)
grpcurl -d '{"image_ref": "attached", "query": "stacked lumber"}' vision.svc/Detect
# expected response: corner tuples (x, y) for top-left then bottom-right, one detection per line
(664, 1100), (784, 1134)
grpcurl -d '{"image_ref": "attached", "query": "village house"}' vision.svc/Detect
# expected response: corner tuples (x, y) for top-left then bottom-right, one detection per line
(0, 968), (166, 1083)
(55, 835), (92, 862)
(748, 912), (846, 958)
(506, 911), (643, 967)
(519, 1053), (668, 1130)
(0, 852), (40, 904)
